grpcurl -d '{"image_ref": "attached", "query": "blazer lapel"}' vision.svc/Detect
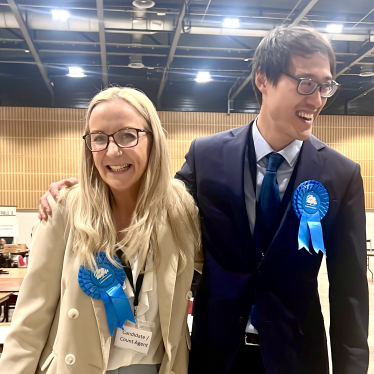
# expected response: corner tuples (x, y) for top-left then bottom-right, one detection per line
(223, 122), (257, 268)
(259, 136), (327, 265)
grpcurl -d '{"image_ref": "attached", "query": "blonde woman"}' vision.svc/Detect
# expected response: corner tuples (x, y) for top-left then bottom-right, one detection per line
(0, 87), (202, 374)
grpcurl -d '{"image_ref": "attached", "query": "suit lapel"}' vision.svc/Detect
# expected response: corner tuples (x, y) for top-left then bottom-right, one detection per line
(259, 136), (327, 265)
(224, 122), (257, 268)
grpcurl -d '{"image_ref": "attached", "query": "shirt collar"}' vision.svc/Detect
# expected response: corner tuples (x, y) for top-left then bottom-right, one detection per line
(252, 117), (303, 167)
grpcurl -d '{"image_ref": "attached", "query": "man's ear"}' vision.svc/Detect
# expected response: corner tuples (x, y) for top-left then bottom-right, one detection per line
(255, 68), (268, 95)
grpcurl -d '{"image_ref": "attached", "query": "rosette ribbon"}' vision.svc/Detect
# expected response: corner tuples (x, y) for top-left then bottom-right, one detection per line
(78, 252), (135, 336)
(292, 180), (329, 256)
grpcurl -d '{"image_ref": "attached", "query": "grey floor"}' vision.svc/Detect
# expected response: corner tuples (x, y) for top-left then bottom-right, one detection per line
(318, 258), (373, 373)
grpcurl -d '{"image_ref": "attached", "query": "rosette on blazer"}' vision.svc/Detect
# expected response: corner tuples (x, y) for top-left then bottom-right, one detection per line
(78, 252), (135, 336)
(293, 180), (329, 255)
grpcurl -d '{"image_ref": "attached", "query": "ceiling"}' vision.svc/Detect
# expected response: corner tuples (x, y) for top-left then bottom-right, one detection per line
(1, 0), (374, 115)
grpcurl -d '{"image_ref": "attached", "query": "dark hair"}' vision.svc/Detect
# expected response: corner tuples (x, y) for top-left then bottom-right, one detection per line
(251, 25), (336, 106)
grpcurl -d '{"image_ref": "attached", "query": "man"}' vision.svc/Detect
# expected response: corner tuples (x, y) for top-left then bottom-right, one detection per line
(40, 26), (368, 374)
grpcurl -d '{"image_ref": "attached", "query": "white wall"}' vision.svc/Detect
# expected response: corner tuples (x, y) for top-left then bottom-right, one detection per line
(15, 210), (39, 248)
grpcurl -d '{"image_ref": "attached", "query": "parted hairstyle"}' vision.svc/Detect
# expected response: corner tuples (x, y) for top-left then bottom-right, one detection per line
(251, 25), (336, 106)
(64, 87), (201, 272)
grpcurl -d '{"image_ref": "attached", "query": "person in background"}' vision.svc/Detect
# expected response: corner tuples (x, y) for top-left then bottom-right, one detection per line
(38, 26), (369, 374)
(1, 87), (202, 374)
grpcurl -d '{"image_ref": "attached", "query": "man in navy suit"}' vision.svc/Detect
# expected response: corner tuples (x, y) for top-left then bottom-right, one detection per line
(176, 26), (369, 374)
(39, 25), (368, 374)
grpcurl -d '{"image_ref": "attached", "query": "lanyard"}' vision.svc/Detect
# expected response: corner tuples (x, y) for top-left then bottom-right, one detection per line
(117, 250), (145, 319)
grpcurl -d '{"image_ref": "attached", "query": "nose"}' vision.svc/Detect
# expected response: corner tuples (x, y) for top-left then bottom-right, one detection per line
(305, 87), (325, 108)
(106, 137), (122, 156)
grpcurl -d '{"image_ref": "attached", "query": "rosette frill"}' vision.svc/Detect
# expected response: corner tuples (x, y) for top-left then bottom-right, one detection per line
(78, 252), (135, 336)
(292, 180), (329, 255)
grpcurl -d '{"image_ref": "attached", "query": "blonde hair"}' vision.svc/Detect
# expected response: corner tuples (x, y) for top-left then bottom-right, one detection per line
(64, 87), (200, 271)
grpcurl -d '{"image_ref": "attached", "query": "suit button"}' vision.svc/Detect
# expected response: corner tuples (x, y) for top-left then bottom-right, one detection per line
(65, 354), (76, 365)
(186, 291), (193, 300)
(68, 308), (79, 319)
(238, 316), (246, 324)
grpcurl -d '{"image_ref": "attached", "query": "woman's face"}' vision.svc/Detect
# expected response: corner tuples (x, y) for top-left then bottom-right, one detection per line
(89, 99), (151, 199)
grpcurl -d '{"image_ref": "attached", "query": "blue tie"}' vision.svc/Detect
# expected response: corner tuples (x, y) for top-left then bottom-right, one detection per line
(258, 152), (284, 232)
(250, 153), (284, 331)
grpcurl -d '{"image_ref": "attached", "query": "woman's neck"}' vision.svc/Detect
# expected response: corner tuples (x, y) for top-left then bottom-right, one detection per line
(111, 189), (138, 233)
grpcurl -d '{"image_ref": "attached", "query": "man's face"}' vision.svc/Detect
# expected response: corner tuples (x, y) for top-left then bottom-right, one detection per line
(257, 53), (332, 145)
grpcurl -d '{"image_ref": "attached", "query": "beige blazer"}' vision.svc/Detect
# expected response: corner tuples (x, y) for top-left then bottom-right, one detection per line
(0, 197), (203, 374)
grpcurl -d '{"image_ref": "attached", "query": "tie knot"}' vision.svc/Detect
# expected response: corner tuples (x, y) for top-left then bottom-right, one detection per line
(266, 152), (284, 172)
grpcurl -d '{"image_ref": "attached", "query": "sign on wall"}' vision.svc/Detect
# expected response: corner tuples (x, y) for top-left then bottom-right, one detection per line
(0, 206), (18, 238)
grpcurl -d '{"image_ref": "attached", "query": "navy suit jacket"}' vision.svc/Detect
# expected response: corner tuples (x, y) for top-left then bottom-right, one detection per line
(176, 122), (369, 374)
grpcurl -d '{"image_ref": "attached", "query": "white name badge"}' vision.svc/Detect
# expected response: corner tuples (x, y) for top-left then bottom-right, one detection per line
(114, 325), (153, 355)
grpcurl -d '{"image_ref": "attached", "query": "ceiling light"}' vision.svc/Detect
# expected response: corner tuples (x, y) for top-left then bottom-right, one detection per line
(359, 65), (374, 77)
(132, 0), (155, 9)
(326, 23), (343, 33)
(157, 12), (166, 16)
(223, 18), (240, 28)
(244, 58), (250, 62)
(24, 49), (29, 53)
(51, 9), (70, 21)
(195, 71), (211, 83)
(67, 66), (86, 78)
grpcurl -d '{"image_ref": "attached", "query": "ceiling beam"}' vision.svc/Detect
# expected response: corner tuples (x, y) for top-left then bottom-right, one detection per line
(335, 41), (374, 78)
(291, 0), (319, 26)
(96, 0), (108, 87)
(156, 0), (187, 108)
(347, 86), (374, 104)
(6, 0), (54, 105)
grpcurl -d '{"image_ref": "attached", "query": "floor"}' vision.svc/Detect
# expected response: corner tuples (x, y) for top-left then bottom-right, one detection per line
(318, 258), (373, 373)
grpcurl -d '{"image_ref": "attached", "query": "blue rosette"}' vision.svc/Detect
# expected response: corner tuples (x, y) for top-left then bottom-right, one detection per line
(292, 180), (329, 256)
(78, 252), (135, 336)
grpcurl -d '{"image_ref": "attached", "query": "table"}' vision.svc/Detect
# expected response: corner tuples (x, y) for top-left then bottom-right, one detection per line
(367, 252), (374, 280)
(0, 268), (27, 292)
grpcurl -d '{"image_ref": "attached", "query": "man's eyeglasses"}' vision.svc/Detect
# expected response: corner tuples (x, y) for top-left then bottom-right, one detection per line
(282, 72), (339, 98)
(83, 127), (149, 152)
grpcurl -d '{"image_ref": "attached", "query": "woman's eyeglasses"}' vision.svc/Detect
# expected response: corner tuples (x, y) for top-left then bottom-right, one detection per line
(83, 127), (149, 152)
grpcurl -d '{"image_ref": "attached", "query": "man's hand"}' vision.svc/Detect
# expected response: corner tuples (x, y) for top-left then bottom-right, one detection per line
(38, 177), (79, 221)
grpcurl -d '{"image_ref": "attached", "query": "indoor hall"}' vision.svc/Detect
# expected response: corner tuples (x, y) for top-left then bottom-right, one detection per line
(0, 0), (374, 373)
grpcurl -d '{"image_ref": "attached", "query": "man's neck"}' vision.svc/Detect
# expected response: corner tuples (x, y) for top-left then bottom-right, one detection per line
(256, 112), (294, 152)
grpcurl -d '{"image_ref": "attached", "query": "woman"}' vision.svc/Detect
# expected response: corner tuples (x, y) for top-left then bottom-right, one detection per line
(0, 87), (202, 374)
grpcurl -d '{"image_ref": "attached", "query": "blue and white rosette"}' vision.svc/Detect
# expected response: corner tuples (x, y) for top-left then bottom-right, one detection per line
(292, 180), (329, 256)
(78, 252), (135, 336)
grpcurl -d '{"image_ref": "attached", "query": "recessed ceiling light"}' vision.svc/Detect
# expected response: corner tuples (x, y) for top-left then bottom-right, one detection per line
(223, 18), (240, 28)
(24, 49), (29, 53)
(326, 23), (343, 33)
(67, 66), (86, 78)
(51, 9), (70, 21)
(195, 71), (212, 83)
(157, 13), (166, 16)
(244, 58), (250, 62)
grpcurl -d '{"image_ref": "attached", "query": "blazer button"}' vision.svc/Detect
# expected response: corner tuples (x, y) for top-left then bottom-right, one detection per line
(238, 316), (246, 324)
(68, 309), (79, 319)
(185, 291), (193, 300)
(65, 354), (76, 365)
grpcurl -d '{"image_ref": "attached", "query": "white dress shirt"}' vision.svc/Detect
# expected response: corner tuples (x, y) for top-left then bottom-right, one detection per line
(244, 118), (303, 333)
(107, 250), (164, 370)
